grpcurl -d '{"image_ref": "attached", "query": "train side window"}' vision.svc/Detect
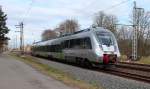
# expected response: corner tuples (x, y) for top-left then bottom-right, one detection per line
(45, 45), (48, 52)
(73, 39), (81, 49)
(36, 47), (38, 51)
(84, 37), (92, 49)
(81, 37), (92, 49)
(47, 45), (50, 52)
(50, 45), (52, 52)
(68, 38), (92, 49)
(46, 45), (48, 52)
(51, 45), (54, 52)
(61, 42), (64, 49)
(40, 46), (42, 51)
(42, 46), (45, 51)
(42, 46), (44, 51)
(69, 39), (75, 48)
(81, 38), (85, 49)
(36, 46), (38, 51)
(64, 40), (70, 48)
(57, 44), (62, 52)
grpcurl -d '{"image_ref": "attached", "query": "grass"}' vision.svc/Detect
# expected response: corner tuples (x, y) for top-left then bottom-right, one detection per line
(119, 55), (128, 62)
(120, 54), (150, 65)
(10, 53), (103, 89)
(136, 56), (150, 64)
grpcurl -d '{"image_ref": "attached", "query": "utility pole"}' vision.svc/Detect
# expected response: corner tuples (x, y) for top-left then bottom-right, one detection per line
(132, 1), (144, 60)
(15, 22), (24, 54)
(15, 35), (17, 49)
(13, 37), (15, 49)
(132, 1), (137, 60)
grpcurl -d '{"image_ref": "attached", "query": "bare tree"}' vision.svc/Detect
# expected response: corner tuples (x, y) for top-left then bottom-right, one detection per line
(41, 29), (57, 41)
(93, 11), (106, 27)
(58, 19), (79, 35)
(117, 26), (132, 56)
(118, 26), (132, 40)
(93, 11), (118, 33)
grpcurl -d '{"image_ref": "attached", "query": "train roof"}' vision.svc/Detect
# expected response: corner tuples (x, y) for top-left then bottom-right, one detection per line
(33, 27), (113, 46)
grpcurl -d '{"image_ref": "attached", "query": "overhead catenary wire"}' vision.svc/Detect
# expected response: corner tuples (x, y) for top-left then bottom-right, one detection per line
(101, 0), (130, 12)
(20, 0), (131, 24)
(86, 0), (131, 18)
(21, 0), (35, 22)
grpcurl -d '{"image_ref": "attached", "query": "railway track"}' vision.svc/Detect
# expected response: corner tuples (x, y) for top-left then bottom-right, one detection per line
(25, 54), (150, 83)
(116, 62), (150, 71)
(28, 55), (150, 89)
(101, 62), (150, 83)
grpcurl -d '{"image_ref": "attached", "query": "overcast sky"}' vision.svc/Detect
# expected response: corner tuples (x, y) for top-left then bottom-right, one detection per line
(0, 0), (150, 48)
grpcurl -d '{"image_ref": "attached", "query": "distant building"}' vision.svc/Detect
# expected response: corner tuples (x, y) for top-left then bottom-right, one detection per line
(24, 45), (31, 53)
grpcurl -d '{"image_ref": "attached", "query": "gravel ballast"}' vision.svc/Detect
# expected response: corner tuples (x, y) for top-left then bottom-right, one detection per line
(34, 57), (150, 89)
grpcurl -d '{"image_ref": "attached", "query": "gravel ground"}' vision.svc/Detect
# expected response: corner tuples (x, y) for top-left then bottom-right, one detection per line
(33, 57), (150, 89)
(0, 54), (77, 89)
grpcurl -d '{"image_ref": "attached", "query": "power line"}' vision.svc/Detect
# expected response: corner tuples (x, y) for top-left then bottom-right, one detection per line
(68, 0), (130, 18)
(84, 0), (131, 18)
(22, 0), (35, 22)
(74, 0), (97, 13)
(101, 0), (130, 12)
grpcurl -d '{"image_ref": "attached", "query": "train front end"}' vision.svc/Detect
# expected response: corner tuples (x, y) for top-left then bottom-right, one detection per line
(93, 28), (120, 65)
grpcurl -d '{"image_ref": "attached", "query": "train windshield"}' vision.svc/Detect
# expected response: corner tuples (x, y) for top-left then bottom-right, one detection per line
(96, 32), (114, 46)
